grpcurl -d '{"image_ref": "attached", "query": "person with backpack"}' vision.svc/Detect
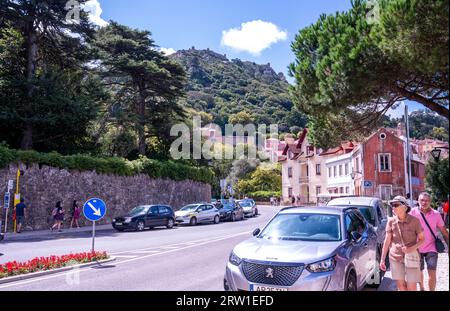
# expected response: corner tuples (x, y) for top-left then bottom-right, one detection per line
(51, 201), (65, 232)
(410, 192), (449, 291)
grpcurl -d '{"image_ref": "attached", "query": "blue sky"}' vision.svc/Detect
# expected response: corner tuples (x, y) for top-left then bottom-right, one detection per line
(87, 0), (423, 116)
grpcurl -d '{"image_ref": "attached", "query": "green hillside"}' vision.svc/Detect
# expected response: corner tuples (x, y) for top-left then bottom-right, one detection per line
(170, 48), (306, 131)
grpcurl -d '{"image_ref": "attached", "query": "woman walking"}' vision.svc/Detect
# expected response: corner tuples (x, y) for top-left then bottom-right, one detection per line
(380, 196), (425, 291)
(70, 200), (81, 229)
(51, 201), (65, 232)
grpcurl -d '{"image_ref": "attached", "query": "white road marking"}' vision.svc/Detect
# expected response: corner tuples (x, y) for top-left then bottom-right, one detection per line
(112, 255), (138, 258)
(0, 231), (251, 289)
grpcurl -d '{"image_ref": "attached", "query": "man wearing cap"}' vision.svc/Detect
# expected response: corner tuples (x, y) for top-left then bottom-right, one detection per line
(410, 192), (449, 291)
(380, 196), (425, 291)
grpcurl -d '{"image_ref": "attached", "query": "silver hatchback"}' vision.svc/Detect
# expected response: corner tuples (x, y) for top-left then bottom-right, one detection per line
(224, 206), (380, 291)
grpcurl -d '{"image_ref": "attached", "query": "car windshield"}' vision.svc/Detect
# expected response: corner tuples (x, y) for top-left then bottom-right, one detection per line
(238, 202), (252, 207)
(259, 213), (341, 241)
(356, 207), (376, 226)
(220, 203), (234, 209)
(129, 206), (150, 215)
(179, 205), (199, 212)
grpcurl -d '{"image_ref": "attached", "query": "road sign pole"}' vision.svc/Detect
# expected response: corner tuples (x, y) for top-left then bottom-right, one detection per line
(92, 221), (96, 253)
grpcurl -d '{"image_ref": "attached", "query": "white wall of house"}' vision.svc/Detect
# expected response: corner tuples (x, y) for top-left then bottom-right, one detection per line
(325, 153), (355, 195)
(281, 153), (301, 202)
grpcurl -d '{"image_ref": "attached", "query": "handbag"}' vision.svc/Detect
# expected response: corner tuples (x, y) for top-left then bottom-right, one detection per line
(420, 212), (446, 253)
(396, 220), (421, 268)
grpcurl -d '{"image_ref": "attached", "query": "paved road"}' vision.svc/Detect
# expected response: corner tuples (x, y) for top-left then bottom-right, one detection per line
(1, 206), (447, 291)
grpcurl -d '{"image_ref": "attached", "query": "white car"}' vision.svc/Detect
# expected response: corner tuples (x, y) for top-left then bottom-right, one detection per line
(237, 200), (258, 217)
(175, 203), (220, 226)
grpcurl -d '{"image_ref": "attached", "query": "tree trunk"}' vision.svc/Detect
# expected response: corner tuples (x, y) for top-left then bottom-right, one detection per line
(394, 85), (449, 118)
(21, 26), (39, 150)
(137, 88), (146, 156)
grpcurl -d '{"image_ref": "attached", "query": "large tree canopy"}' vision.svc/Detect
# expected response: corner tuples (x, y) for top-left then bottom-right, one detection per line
(93, 22), (186, 156)
(289, 0), (449, 149)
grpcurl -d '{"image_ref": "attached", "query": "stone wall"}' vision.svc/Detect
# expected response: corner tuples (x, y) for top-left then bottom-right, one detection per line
(0, 163), (211, 231)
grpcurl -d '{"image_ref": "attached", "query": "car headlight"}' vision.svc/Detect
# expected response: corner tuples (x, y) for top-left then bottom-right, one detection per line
(229, 252), (242, 266)
(306, 257), (336, 273)
(124, 217), (133, 223)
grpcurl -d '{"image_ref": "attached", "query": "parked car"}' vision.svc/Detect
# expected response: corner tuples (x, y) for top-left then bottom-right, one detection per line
(112, 205), (175, 232)
(224, 206), (380, 291)
(327, 196), (387, 267)
(237, 200), (258, 217)
(217, 202), (245, 222)
(175, 203), (220, 226)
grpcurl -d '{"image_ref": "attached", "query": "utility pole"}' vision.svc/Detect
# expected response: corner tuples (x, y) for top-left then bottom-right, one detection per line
(405, 105), (413, 203)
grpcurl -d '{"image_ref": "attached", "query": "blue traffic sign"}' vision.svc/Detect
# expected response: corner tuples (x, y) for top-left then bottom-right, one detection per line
(83, 198), (107, 222)
(4, 192), (10, 209)
(364, 181), (373, 188)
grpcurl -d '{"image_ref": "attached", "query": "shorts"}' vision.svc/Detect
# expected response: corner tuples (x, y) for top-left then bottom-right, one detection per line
(16, 215), (25, 225)
(390, 259), (421, 283)
(420, 252), (438, 271)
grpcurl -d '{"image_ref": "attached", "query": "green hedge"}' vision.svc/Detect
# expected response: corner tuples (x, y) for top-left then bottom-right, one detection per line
(0, 146), (214, 185)
(247, 191), (282, 201)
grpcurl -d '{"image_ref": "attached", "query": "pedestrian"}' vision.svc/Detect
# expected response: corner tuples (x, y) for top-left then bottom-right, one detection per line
(14, 197), (27, 234)
(70, 200), (81, 229)
(380, 196), (425, 291)
(443, 199), (449, 229)
(410, 192), (449, 291)
(51, 201), (65, 232)
(291, 196), (295, 205)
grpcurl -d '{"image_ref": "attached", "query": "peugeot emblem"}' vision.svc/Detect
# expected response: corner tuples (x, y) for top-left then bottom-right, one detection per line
(265, 267), (274, 279)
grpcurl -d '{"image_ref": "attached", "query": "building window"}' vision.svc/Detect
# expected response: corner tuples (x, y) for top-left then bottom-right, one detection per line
(288, 167), (293, 178)
(328, 167), (332, 178)
(340, 187), (344, 194)
(346, 187), (350, 194)
(379, 154), (392, 172)
(316, 164), (321, 176)
(333, 166), (337, 177)
(306, 165), (309, 177)
(316, 186), (322, 196)
(288, 188), (293, 198)
(339, 165), (343, 176)
(345, 163), (349, 176)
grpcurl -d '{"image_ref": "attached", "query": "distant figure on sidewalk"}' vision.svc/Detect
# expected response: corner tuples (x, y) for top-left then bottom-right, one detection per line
(51, 201), (65, 232)
(443, 200), (449, 229)
(70, 200), (81, 229)
(291, 196), (295, 205)
(14, 198), (27, 234)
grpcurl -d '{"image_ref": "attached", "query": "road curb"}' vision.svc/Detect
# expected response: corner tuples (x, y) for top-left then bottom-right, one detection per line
(0, 257), (116, 285)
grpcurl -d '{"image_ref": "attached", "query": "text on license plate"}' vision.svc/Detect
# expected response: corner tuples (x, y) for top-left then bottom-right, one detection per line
(115, 223), (123, 226)
(250, 284), (288, 291)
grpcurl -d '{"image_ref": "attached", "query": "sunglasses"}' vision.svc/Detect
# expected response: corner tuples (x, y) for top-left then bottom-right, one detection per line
(391, 203), (404, 208)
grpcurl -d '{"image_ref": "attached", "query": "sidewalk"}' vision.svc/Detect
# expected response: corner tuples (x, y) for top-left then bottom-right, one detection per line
(1, 224), (113, 242)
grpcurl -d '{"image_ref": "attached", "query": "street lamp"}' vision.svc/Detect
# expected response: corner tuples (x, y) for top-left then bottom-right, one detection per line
(430, 148), (442, 162)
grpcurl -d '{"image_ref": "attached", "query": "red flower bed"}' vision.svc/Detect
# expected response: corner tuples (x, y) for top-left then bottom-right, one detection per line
(0, 251), (109, 279)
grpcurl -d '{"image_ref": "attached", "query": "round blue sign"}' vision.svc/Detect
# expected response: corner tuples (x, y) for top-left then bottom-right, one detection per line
(83, 198), (107, 222)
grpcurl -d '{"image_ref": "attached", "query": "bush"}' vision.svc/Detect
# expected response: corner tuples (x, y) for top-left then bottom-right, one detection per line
(0, 146), (215, 185)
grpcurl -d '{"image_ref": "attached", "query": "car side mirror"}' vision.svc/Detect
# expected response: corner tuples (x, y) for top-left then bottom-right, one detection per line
(253, 228), (261, 237)
(350, 231), (362, 242)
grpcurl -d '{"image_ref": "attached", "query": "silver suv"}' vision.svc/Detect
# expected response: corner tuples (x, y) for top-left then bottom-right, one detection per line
(224, 206), (379, 291)
(327, 196), (387, 267)
(175, 203), (220, 226)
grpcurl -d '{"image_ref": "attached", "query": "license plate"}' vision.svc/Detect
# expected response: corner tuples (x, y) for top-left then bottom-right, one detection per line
(115, 223), (123, 226)
(250, 284), (288, 291)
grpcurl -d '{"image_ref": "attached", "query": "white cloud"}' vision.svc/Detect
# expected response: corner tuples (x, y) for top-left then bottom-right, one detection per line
(83, 0), (108, 27)
(221, 20), (287, 55)
(160, 47), (177, 56)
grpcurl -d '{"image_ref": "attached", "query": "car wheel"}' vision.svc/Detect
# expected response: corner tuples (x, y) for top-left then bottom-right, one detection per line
(135, 220), (145, 232)
(166, 218), (174, 229)
(189, 217), (197, 226)
(231, 214), (236, 222)
(345, 270), (357, 291)
(214, 215), (220, 224)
